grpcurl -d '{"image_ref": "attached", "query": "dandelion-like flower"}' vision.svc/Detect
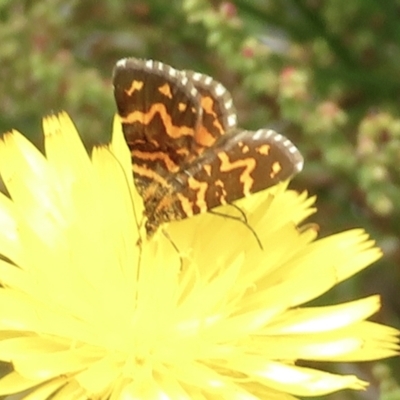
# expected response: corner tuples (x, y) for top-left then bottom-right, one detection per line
(0, 113), (398, 399)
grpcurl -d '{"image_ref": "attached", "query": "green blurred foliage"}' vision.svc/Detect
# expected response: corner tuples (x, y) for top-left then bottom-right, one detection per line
(0, 0), (399, 399)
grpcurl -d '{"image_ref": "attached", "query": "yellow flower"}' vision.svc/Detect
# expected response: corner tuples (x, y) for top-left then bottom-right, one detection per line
(0, 112), (397, 399)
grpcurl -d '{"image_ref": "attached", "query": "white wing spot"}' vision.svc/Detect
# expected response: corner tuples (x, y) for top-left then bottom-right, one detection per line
(214, 83), (225, 96)
(225, 98), (233, 109)
(192, 72), (202, 81)
(116, 58), (127, 67)
(227, 114), (237, 127)
(253, 129), (264, 140)
(296, 159), (304, 172)
(283, 139), (292, 148)
(265, 130), (274, 138)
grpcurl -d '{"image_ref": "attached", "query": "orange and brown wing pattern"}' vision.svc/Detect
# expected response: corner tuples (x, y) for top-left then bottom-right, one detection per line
(182, 70), (237, 149)
(169, 128), (304, 216)
(113, 59), (201, 182)
(112, 57), (304, 236)
(113, 59), (236, 174)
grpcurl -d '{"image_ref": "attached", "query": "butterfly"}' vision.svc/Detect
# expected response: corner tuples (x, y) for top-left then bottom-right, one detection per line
(113, 58), (303, 236)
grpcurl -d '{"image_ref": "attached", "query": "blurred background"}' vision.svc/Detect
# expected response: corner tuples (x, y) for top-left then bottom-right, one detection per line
(0, 1), (399, 399)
